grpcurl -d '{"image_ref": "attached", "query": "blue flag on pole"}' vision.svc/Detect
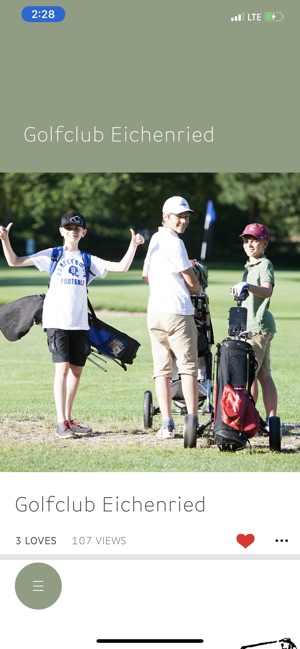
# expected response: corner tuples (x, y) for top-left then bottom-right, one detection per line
(200, 201), (217, 260)
(204, 200), (217, 230)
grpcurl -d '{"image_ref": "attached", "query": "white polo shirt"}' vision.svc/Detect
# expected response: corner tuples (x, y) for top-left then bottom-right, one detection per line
(144, 227), (194, 315)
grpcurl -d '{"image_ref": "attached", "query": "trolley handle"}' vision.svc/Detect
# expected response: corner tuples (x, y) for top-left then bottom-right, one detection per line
(234, 288), (249, 306)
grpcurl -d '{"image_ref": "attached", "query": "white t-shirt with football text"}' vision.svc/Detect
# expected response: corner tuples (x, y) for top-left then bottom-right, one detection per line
(30, 248), (108, 329)
(144, 227), (194, 315)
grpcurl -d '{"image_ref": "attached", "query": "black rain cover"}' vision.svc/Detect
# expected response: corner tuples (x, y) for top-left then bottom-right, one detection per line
(0, 294), (45, 341)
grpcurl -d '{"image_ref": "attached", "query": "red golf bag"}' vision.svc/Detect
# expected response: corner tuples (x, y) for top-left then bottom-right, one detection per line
(213, 338), (260, 451)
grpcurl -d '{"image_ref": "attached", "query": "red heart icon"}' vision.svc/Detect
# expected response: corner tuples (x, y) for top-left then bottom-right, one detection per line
(236, 533), (255, 548)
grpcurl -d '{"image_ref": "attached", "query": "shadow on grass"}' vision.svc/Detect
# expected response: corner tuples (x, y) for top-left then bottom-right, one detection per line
(282, 426), (300, 433)
(276, 448), (300, 454)
(254, 448), (300, 455)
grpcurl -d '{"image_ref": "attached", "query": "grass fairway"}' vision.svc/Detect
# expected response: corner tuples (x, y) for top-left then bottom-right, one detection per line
(0, 264), (299, 472)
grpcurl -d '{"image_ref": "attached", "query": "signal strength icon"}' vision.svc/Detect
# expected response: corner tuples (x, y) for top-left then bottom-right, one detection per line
(231, 13), (245, 22)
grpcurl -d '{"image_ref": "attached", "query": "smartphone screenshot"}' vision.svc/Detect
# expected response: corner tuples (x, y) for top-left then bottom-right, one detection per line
(0, 1), (299, 647)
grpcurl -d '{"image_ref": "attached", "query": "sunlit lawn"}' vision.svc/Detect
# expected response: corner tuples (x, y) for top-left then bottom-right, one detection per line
(0, 264), (299, 471)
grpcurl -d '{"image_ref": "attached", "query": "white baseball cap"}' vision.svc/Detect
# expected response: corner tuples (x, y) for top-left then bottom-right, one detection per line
(162, 196), (194, 215)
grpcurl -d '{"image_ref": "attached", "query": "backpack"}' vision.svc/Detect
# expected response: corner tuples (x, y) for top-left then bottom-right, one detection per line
(50, 246), (94, 283)
(220, 383), (260, 438)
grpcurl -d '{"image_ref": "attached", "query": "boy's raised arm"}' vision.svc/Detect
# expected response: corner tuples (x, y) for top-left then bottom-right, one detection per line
(0, 223), (34, 267)
(105, 228), (144, 273)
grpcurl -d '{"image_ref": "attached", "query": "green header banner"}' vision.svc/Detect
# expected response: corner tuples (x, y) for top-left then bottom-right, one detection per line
(1, 1), (299, 172)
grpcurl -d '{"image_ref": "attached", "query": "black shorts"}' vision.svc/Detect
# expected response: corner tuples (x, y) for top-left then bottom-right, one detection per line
(46, 329), (90, 366)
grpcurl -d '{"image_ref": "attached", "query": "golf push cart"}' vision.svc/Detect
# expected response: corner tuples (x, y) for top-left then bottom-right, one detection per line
(143, 287), (281, 452)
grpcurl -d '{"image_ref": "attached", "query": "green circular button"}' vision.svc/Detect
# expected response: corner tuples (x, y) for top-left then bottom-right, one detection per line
(15, 563), (62, 609)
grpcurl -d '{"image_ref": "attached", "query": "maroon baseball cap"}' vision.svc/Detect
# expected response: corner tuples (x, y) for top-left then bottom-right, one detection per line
(240, 223), (270, 240)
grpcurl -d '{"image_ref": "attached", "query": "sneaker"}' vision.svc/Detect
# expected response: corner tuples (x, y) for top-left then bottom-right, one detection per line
(69, 420), (93, 436)
(56, 421), (76, 439)
(156, 426), (176, 439)
(258, 419), (269, 435)
(260, 417), (283, 436)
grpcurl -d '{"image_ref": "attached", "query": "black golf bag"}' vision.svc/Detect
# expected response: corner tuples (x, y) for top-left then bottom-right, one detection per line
(213, 291), (260, 451)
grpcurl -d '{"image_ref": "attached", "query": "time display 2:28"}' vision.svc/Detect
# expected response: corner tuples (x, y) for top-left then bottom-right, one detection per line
(22, 6), (66, 23)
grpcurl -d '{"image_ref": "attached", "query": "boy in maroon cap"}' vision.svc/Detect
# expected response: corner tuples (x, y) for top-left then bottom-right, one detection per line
(230, 223), (277, 425)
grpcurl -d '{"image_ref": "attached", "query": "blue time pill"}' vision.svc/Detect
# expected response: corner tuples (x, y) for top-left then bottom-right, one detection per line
(22, 6), (66, 23)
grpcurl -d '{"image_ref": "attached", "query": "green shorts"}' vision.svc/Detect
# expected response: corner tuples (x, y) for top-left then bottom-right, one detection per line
(249, 332), (274, 378)
(147, 311), (198, 379)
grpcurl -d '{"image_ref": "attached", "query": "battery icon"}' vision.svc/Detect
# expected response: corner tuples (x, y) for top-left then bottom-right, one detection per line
(265, 12), (284, 21)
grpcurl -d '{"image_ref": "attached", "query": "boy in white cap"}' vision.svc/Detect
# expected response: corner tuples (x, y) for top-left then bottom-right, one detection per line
(142, 196), (200, 438)
(0, 212), (144, 438)
(231, 222), (277, 424)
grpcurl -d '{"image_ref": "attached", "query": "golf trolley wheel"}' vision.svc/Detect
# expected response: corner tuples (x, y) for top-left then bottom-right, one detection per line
(143, 390), (154, 429)
(268, 415), (281, 452)
(183, 414), (198, 449)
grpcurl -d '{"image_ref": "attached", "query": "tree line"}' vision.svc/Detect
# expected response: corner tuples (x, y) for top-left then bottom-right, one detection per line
(0, 173), (299, 265)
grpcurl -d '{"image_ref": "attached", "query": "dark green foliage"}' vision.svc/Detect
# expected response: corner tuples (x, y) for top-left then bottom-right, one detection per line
(0, 173), (299, 265)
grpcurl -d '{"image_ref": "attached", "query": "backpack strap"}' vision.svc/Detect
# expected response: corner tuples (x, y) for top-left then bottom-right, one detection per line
(50, 246), (63, 277)
(50, 247), (95, 285)
(81, 251), (95, 284)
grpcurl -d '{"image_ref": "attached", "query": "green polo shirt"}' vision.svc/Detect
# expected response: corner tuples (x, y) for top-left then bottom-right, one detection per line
(242, 255), (276, 335)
